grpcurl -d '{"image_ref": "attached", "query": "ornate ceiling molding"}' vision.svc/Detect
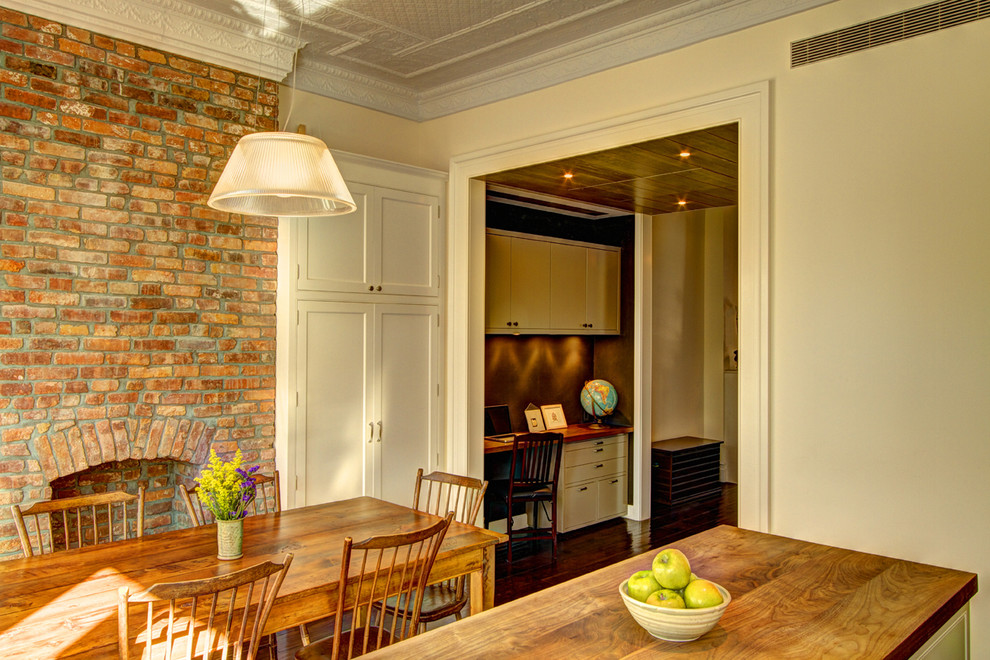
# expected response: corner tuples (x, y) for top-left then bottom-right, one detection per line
(13, 0), (837, 120)
(5, 0), (302, 80)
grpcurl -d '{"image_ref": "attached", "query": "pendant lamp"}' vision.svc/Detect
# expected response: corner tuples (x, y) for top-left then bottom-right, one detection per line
(208, 131), (356, 216)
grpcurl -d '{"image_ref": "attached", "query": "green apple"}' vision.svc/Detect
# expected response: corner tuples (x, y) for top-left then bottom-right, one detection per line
(683, 578), (724, 608)
(652, 548), (692, 590)
(645, 588), (686, 608)
(626, 570), (662, 602)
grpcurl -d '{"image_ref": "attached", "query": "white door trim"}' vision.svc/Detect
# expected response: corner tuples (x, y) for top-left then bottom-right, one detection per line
(446, 81), (771, 532)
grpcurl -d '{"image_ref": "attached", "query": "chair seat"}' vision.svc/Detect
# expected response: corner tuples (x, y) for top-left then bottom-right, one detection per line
(296, 626), (392, 660)
(379, 582), (467, 624)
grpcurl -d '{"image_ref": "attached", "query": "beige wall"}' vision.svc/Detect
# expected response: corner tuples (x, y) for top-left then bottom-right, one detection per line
(289, 0), (990, 651)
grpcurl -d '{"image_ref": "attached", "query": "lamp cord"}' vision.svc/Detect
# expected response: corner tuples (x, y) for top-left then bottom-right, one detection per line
(281, 0), (305, 131)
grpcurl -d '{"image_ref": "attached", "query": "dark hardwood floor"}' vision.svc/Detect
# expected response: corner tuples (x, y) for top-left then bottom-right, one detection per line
(493, 483), (737, 605)
(267, 484), (737, 658)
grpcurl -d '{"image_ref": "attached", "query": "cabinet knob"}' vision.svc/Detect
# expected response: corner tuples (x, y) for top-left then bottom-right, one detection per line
(513, 321), (518, 326)
(588, 323), (593, 328)
(368, 286), (374, 291)
(376, 286), (382, 292)
(506, 322), (512, 327)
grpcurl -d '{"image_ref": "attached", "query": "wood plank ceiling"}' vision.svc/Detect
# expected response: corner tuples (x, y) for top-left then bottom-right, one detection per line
(483, 123), (738, 216)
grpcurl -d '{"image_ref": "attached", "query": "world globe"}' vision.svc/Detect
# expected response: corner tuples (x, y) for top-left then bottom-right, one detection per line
(580, 379), (618, 424)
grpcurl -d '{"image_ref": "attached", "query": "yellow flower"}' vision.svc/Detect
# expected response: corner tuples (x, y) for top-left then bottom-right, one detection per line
(195, 449), (258, 521)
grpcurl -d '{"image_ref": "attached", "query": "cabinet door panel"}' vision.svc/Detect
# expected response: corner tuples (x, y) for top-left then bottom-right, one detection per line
(375, 305), (438, 505)
(598, 475), (627, 519)
(379, 189), (439, 296)
(587, 247), (620, 332)
(485, 233), (512, 330)
(297, 183), (376, 293)
(561, 481), (598, 532)
(510, 237), (550, 329)
(296, 301), (372, 506)
(550, 243), (587, 330)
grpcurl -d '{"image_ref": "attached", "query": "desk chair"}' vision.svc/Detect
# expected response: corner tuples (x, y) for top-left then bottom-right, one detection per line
(495, 432), (564, 564)
(296, 512), (453, 660)
(11, 487), (145, 558)
(117, 553), (293, 660)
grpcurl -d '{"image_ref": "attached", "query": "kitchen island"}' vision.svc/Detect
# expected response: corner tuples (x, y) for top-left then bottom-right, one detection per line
(364, 524), (977, 659)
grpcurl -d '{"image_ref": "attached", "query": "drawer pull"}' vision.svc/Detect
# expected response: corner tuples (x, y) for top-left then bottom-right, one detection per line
(595, 440), (604, 445)
(595, 448), (604, 453)
(595, 464), (604, 468)
(578, 486), (588, 492)
(610, 479), (619, 484)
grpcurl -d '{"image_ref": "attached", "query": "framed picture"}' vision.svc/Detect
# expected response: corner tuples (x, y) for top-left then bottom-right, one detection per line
(540, 404), (567, 430)
(524, 404), (545, 432)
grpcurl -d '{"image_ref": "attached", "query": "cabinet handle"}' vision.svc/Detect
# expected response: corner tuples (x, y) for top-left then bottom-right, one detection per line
(578, 486), (588, 492)
(595, 448), (604, 453)
(513, 321), (518, 326)
(368, 286), (374, 291)
(595, 464), (604, 468)
(610, 479), (619, 484)
(594, 440), (604, 445)
(588, 323), (593, 328)
(376, 421), (382, 442)
(506, 322), (512, 327)
(376, 286), (382, 292)
(368, 422), (374, 443)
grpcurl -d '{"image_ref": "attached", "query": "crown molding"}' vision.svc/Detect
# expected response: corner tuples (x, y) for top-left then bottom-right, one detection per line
(9, 0), (836, 120)
(4, 0), (302, 80)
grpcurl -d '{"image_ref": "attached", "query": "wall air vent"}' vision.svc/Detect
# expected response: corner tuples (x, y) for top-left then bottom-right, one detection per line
(791, 0), (989, 67)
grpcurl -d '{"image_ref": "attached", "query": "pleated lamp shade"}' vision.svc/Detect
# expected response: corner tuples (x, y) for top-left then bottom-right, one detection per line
(207, 132), (357, 217)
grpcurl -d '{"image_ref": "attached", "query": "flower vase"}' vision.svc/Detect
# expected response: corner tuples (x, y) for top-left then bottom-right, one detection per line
(216, 518), (244, 560)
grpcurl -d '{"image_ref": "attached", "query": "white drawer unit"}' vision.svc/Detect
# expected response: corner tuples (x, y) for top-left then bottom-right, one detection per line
(558, 434), (628, 533)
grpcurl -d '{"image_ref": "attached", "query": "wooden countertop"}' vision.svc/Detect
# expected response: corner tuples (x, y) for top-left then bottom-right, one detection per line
(363, 524), (977, 659)
(484, 423), (633, 454)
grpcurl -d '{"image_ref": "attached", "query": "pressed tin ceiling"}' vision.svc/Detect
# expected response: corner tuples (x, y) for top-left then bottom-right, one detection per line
(12, 0), (838, 121)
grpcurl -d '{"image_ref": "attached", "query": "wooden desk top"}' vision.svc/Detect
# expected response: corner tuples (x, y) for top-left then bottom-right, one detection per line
(0, 496), (504, 659)
(484, 423), (633, 454)
(364, 525), (977, 659)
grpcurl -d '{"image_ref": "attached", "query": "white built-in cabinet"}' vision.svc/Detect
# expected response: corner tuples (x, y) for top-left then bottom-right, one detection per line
(486, 229), (620, 335)
(288, 152), (445, 509)
(297, 183), (440, 297)
(295, 301), (439, 507)
(558, 434), (628, 532)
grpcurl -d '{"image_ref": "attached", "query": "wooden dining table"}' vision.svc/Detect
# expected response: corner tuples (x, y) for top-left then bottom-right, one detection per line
(363, 524), (978, 659)
(0, 496), (505, 659)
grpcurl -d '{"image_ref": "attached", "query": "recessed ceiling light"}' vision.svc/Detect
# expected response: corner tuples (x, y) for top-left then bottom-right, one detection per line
(679, 150), (691, 158)
(677, 199), (688, 207)
(563, 172), (573, 179)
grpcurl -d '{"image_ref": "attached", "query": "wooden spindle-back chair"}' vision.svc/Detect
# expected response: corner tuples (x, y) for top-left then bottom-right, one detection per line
(296, 512), (453, 660)
(11, 487), (146, 558)
(403, 469), (487, 628)
(117, 553), (293, 660)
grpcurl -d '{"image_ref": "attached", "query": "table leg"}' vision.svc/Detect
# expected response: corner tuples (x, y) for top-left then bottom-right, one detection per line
(470, 544), (495, 615)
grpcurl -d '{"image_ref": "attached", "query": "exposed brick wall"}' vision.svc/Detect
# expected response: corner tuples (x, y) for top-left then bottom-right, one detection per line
(0, 8), (279, 557)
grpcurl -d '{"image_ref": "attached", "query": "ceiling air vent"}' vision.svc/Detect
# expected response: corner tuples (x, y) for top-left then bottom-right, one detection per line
(791, 0), (989, 67)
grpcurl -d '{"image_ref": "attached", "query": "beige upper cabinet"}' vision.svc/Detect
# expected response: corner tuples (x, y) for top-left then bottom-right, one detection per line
(486, 229), (619, 335)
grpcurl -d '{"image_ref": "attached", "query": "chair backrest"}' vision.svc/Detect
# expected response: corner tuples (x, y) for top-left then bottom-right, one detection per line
(117, 553), (293, 660)
(332, 512), (453, 660)
(509, 432), (564, 488)
(413, 469), (487, 527)
(181, 471), (281, 527)
(11, 487), (145, 558)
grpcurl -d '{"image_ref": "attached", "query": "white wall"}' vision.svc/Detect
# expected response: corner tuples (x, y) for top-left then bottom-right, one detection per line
(289, 0), (990, 652)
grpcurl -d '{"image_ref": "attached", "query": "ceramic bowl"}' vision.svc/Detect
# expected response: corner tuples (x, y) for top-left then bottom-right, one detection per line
(619, 579), (731, 642)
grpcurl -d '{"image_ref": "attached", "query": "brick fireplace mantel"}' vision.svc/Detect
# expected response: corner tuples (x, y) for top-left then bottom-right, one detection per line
(33, 418), (214, 482)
